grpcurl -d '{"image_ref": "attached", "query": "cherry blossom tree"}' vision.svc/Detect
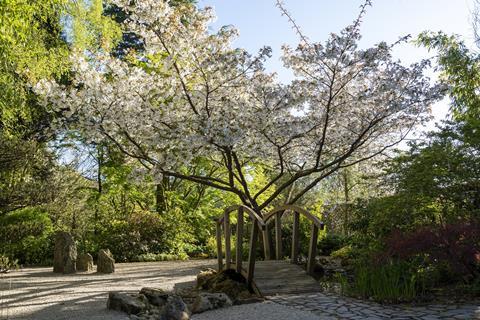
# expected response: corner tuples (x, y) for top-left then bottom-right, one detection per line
(36, 0), (443, 215)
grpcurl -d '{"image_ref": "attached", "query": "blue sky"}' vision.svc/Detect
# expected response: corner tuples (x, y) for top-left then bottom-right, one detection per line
(198, 0), (476, 132)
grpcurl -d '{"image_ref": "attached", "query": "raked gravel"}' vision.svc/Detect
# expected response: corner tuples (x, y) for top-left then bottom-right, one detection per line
(0, 260), (215, 320)
(191, 301), (320, 320)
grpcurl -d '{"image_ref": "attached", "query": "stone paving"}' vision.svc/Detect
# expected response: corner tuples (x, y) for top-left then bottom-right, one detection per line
(268, 292), (480, 320)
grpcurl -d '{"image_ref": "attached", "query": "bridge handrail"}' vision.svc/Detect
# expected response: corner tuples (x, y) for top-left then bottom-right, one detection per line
(263, 204), (324, 229)
(263, 204), (325, 274)
(214, 204), (325, 288)
(214, 204), (265, 228)
(213, 204), (264, 287)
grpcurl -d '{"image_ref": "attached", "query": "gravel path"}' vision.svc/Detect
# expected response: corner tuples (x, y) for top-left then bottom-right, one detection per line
(0, 260), (215, 320)
(192, 301), (319, 320)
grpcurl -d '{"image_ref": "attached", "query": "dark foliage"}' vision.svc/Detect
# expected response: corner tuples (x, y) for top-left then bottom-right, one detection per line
(385, 221), (480, 280)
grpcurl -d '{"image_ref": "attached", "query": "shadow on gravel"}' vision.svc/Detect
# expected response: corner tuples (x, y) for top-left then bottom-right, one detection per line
(0, 260), (215, 320)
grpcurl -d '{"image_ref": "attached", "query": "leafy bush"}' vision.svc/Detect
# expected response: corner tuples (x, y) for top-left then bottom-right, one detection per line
(0, 255), (18, 271)
(385, 221), (480, 281)
(134, 252), (188, 262)
(331, 245), (354, 261)
(317, 234), (346, 256)
(0, 207), (54, 265)
(94, 208), (194, 261)
(348, 196), (440, 241)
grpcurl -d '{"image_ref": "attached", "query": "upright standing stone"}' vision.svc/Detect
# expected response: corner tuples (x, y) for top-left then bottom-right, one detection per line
(97, 249), (115, 273)
(77, 253), (94, 272)
(53, 231), (77, 274)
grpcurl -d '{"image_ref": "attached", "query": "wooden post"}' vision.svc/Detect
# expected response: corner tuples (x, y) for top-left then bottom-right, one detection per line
(224, 212), (231, 270)
(291, 211), (300, 264)
(306, 224), (319, 275)
(236, 207), (244, 273)
(247, 220), (259, 287)
(216, 221), (223, 271)
(262, 225), (272, 260)
(275, 211), (283, 260)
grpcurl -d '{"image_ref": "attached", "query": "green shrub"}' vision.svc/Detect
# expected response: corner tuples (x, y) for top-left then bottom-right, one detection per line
(318, 234), (346, 256)
(0, 207), (54, 265)
(182, 243), (208, 258)
(134, 252), (188, 262)
(94, 208), (195, 261)
(331, 245), (354, 261)
(0, 255), (18, 271)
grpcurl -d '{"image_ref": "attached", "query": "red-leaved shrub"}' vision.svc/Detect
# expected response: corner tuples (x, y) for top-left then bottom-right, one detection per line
(385, 220), (480, 279)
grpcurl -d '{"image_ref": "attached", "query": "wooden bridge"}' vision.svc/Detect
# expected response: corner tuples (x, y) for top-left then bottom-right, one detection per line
(213, 204), (325, 296)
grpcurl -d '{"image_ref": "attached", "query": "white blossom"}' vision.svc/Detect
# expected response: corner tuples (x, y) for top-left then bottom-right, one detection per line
(35, 1), (443, 211)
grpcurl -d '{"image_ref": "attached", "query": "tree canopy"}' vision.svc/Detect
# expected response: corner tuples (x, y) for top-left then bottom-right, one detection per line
(36, 0), (443, 213)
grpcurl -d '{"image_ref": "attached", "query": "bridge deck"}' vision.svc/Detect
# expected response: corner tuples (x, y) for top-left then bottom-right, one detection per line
(252, 260), (321, 296)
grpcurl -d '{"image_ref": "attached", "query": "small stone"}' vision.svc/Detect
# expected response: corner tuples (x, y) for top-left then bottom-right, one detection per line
(97, 249), (115, 273)
(107, 292), (146, 315)
(192, 292), (232, 314)
(77, 253), (94, 272)
(140, 287), (169, 307)
(196, 268), (216, 289)
(162, 295), (190, 320)
(53, 231), (77, 274)
(235, 289), (258, 303)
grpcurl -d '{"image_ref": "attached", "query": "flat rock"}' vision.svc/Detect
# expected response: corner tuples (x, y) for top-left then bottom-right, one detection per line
(192, 292), (232, 314)
(107, 292), (146, 315)
(140, 287), (169, 307)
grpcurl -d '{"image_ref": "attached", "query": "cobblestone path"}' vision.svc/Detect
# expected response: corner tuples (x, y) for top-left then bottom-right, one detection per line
(268, 293), (480, 320)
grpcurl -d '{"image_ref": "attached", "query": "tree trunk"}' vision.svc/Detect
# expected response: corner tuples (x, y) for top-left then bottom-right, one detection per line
(155, 176), (169, 214)
(94, 146), (103, 236)
(342, 170), (350, 236)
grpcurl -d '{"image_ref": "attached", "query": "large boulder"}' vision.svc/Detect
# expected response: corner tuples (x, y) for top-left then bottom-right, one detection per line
(97, 249), (115, 273)
(53, 231), (77, 274)
(77, 253), (94, 272)
(140, 287), (169, 307)
(107, 292), (146, 315)
(162, 295), (190, 320)
(191, 292), (232, 314)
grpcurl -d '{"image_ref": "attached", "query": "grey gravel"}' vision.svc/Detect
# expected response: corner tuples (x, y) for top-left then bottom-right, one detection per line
(191, 301), (320, 320)
(0, 260), (215, 320)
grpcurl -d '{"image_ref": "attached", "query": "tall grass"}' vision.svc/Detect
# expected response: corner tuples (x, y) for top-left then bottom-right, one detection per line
(340, 261), (423, 303)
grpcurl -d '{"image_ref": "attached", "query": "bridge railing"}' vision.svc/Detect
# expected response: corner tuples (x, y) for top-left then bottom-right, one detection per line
(213, 205), (265, 286)
(262, 205), (325, 274)
(214, 204), (324, 287)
